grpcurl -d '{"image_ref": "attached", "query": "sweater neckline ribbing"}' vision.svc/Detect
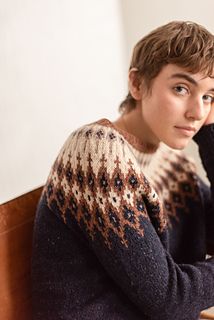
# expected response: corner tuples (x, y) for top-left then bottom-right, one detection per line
(96, 118), (159, 154)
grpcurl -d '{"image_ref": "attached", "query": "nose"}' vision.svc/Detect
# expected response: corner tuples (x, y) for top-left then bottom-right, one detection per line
(185, 98), (206, 121)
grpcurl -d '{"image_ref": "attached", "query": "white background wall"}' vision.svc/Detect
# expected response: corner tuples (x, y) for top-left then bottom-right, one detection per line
(1, 0), (214, 203)
(0, 0), (126, 203)
(121, 0), (214, 55)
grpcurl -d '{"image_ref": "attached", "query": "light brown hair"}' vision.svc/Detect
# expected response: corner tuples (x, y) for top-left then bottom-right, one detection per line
(119, 21), (214, 114)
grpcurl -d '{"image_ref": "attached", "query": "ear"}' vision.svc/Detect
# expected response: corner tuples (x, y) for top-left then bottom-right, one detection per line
(128, 68), (143, 100)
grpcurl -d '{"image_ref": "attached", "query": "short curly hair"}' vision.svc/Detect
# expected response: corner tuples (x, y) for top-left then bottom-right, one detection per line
(119, 21), (214, 114)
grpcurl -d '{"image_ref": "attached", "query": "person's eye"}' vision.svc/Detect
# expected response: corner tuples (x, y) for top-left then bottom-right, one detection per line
(174, 86), (188, 95)
(203, 94), (214, 103)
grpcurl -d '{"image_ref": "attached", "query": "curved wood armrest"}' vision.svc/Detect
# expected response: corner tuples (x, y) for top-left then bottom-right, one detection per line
(200, 310), (214, 319)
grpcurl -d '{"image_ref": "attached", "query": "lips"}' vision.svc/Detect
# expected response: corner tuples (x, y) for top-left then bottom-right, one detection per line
(175, 126), (196, 132)
(174, 126), (197, 137)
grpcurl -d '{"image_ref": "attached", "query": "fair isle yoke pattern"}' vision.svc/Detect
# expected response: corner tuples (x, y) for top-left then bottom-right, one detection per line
(149, 148), (201, 224)
(43, 119), (200, 248)
(32, 122), (214, 320)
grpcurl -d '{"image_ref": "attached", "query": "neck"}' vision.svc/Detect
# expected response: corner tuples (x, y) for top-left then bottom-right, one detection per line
(114, 107), (159, 152)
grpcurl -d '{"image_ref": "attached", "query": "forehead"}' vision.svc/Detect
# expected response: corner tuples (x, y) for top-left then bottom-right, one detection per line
(156, 64), (214, 88)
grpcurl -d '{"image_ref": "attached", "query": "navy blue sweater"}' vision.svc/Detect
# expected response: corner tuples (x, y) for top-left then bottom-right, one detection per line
(32, 119), (214, 319)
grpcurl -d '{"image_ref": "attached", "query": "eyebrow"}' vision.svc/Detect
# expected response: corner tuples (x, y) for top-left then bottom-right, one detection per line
(170, 73), (214, 92)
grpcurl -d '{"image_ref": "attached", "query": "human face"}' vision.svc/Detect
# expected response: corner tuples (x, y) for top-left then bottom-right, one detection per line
(139, 64), (214, 149)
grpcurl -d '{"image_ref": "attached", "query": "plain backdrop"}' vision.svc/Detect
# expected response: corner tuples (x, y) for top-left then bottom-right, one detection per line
(1, 0), (214, 203)
(0, 0), (126, 203)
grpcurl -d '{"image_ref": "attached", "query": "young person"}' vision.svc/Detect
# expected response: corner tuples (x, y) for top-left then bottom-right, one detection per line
(32, 21), (214, 320)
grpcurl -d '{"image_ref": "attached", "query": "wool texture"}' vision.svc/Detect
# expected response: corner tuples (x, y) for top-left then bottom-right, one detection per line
(32, 119), (214, 320)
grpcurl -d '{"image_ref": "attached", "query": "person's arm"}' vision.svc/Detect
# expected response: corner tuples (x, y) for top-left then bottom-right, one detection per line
(194, 124), (214, 255)
(47, 131), (214, 320)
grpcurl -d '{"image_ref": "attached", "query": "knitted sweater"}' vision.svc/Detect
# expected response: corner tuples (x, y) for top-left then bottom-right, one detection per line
(32, 119), (214, 320)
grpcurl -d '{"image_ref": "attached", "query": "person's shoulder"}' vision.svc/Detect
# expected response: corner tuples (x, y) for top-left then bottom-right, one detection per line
(155, 144), (200, 202)
(152, 144), (201, 220)
(159, 144), (197, 174)
(55, 118), (130, 166)
(62, 118), (126, 150)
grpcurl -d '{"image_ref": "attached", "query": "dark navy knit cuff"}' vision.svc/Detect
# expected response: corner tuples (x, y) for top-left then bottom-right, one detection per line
(193, 124), (214, 183)
(193, 124), (214, 153)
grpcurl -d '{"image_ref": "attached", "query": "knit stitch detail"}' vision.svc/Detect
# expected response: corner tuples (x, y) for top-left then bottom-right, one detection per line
(43, 120), (201, 248)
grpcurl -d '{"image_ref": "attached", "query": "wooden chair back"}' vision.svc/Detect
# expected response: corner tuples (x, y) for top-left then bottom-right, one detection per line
(0, 187), (43, 320)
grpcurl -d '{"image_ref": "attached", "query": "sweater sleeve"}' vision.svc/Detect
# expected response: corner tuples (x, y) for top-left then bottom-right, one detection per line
(194, 124), (214, 255)
(45, 128), (214, 320)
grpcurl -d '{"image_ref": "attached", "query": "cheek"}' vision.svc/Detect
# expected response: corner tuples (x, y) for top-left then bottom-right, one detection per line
(142, 94), (174, 123)
(197, 117), (208, 130)
(154, 93), (174, 111)
(203, 105), (212, 119)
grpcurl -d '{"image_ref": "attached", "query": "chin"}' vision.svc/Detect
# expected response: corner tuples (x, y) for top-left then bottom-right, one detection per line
(165, 139), (189, 150)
